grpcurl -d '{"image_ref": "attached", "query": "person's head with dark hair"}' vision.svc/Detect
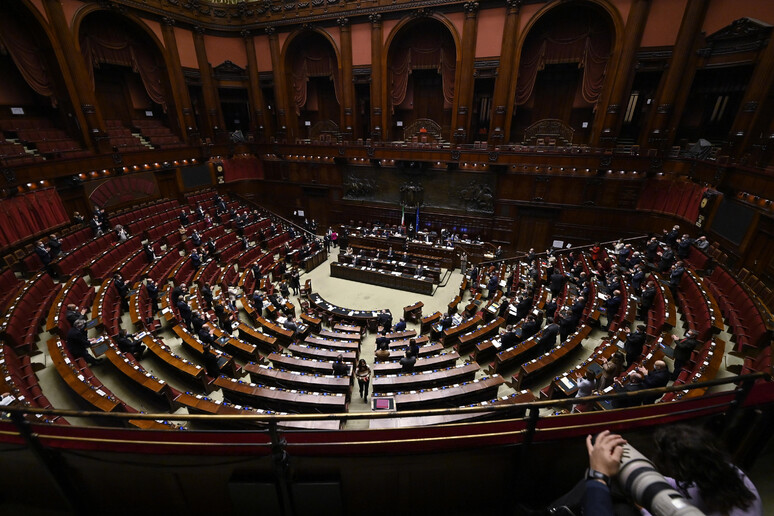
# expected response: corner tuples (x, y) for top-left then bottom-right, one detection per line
(653, 425), (758, 514)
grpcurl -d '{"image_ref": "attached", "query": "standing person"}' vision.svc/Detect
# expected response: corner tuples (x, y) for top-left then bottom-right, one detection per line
(572, 370), (597, 413)
(145, 279), (159, 315)
(65, 319), (101, 366)
(672, 330), (700, 380)
(623, 325), (647, 368)
(331, 230), (338, 248)
(290, 268), (301, 296)
(355, 359), (371, 401)
(598, 351), (625, 391)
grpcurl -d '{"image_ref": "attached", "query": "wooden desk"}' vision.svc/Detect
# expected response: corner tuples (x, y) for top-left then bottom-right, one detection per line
(142, 334), (209, 391)
(420, 311), (441, 334)
(372, 351), (460, 375)
(512, 325), (591, 390)
(318, 329), (362, 341)
(237, 322), (280, 353)
(380, 342), (444, 361)
(330, 262), (434, 295)
(456, 317), (505, 355)
(243, 362), (351, 393)
(303, 335), (361, 352)
(371, 362), (479, 392)
(442, 315), (482, 347)
(268, 352), (344, 375)
(301, 313), (322, 333)
(172, 325), (241, 378)
(47, 338), (122, 413)
(288, 343), (357, 363)
(374, 375), (504, 410)
(403, 301), (424, 323)
(308, 293), (383, 327)
(215, 376), (348, 413)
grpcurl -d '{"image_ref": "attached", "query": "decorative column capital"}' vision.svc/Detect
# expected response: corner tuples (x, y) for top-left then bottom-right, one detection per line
(161, 16), (176, 27)
(265, 26), (276, 36)
(463, 2), (479, 14)
(505, 0), (521, 12)
(368, 13), (382, 26)
(240, 29), (252, 39)
(193, 25), (206, 35)
(337, 17), (350, 27)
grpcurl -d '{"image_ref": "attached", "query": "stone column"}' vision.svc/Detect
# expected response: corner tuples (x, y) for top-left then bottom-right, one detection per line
(193, 27), (224, 141)
(453, 1), (480, 144)
(338, 17), (355, 140)
(596, 0), (651, 147)
(43, 0), (110, 153)
(267, 27), (291, 141)
(369, 14), (384, 141)
(729, 37), (774, 157)
(161, 18), (198, 143)
(639, 0), (710, 150)
(489, 0), (521, 145)
(243, 30), (271, 140)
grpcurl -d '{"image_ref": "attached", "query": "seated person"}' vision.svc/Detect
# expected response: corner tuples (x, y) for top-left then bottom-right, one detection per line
(65, 319), (101, 366)
(399, 352), (416, 372)
(116, 329), (145, 359)
(394, 318), (407, 332)
(331, 355), (349, 376)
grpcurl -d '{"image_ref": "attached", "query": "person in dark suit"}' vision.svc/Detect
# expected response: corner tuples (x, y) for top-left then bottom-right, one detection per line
(500, 325), (518, 349)
(204, 238), (218, 261)
(601, 290), (622, 331)
(537, 318), (560, 353)
(549, 271), (566, 299)
(638, 360), (670, 403)
(375, 331), (390, 351)
(65, 319), (100, 366)
(521, 315), (540, 341)
(623, 325), (647, 367)
(279, 281), (290, 299)
(332, 354), (349, 376)
(658, 247), (676, 273)
(290, 269), (301, 295)
(672, 330), (700, 380)
(669, 261), (685, 297)
(200, 283), (213, 308)
(143, 243), (158, 262)
(114, 274), (129, 311)
(191, 230), (202, 247)
(516, 296), (532, 322)
(612, 371), (646, 408)
(190, 249), (202, 269)
(89, 215), (103, 237)
(191, 312), (207, 335)
(377, 310), (393, 330)
(179, 210), (189, 226)
(439, 313), (453, 330)
(198, 325), (216, 347)
(663, 225), (680, 248)
(47, 234), (62, 259)
(644, 237), (660, 263)
(631, 264), (646, 292)
(394, 319), (406, 332)
(171, 283), (188, 306)
(558, 308), (576, 343)
(570, 297), (586, 327)
(145, 279), (159, 315)
(65, 304), (87, 327)
(201, 343), (220, 379)
(176, 298), (193, 330)
(407, 338), (420, 358)
(34, 240), (51, 268)
(544, 298), (558, 321)
(639, 281), (657, 321)
(195, 203), (205, 221)
(116, 329), (145, 359)
(399, 352), (416, 372)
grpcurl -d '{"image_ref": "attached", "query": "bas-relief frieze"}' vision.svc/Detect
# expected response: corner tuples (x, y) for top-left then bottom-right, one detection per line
(341, 166), (495, 213)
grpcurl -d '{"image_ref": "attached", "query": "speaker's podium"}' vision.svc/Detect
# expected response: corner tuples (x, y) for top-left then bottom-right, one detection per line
(371, 397), (395, 411)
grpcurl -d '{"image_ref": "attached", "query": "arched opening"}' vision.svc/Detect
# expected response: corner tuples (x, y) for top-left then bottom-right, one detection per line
(79, 11), (183, 151)
(0, 2), (86, 163)
(386, 18), (457, 142)
(510, 2), (614, 145)
(285, 31), (341, 142)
